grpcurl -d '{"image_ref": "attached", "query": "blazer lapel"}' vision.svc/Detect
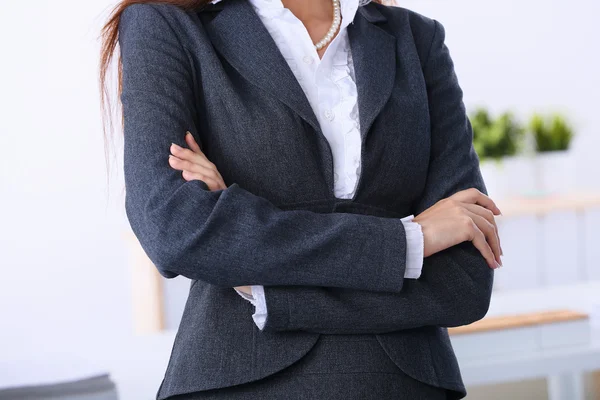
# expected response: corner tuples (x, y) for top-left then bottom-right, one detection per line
(203, 0), (321, 133)
(348, 5), (396, 142)
(201, 0), (397, 200)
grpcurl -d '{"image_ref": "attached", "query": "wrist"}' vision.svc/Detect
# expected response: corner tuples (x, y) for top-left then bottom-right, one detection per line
(234, 286), (253, 296)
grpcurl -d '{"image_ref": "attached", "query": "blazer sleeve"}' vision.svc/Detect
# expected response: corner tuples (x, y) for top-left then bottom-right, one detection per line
(259, 19), (495, 334)
(119, 3), (412, 293)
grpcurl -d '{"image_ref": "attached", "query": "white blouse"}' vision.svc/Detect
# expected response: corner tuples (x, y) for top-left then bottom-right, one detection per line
(210, 0), (424, 330)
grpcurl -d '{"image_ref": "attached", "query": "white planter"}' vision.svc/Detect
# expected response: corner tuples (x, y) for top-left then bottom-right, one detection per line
(479, 155), (536, 200)
(533, 150), (575, 196)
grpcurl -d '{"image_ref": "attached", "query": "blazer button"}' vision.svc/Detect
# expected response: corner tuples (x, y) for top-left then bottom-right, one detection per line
(323, 109), (335, 121)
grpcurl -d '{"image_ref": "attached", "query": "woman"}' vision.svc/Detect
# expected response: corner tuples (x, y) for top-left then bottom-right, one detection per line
(99, 0), (502, 398)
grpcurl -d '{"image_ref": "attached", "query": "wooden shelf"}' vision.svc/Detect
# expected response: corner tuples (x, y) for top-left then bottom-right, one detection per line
(497, 192), (600, 218)
(448, 309), (589, 336)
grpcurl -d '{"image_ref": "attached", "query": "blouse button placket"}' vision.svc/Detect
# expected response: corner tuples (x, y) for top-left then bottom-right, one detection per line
(303, 55), (314, 65)
(324, 109), (335, 121)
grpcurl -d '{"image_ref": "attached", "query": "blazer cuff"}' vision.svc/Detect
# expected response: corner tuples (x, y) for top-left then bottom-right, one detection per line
(400, 215), (424, 279)
(261, 285), (291, 332)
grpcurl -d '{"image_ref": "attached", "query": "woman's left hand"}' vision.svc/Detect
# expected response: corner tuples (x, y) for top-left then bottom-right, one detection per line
(168, 131), (227, 191)
(235, 286), (253, 296)
(168, 131), (251, 296)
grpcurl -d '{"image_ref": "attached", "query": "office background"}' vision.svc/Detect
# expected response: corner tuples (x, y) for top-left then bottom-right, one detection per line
(1, 0), (599, 398)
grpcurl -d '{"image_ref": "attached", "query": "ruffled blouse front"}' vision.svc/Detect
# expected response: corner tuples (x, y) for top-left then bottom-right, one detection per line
(212, 0), (365, 199)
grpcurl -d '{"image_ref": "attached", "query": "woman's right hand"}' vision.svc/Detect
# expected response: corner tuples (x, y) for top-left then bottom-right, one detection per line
(413, 188), (503, 270)
(168, 131), (227, 191)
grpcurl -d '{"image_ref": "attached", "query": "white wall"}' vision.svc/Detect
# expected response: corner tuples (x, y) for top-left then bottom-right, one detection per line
(1, 0), (132, 363)
(0, 0), (598, 396)
(400, 0), (600, 190)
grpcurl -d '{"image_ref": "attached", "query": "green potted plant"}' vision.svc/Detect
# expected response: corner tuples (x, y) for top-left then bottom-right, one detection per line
(469, 108), (529, 199)
(529, 112), (575, 195)
(472, 108), (524, 162)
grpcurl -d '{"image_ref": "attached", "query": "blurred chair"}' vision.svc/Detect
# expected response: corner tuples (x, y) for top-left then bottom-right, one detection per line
(0, 375), (118, 400)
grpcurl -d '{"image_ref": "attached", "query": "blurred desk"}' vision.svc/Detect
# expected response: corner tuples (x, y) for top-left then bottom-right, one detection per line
(492, 192), (600, 292)
(496, 192), (600, 218)
(453, 282), (600, 400)
(457, 330), (600, 400)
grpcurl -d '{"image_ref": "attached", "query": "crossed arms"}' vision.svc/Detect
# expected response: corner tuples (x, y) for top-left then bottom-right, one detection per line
(119, 4), (495, 335)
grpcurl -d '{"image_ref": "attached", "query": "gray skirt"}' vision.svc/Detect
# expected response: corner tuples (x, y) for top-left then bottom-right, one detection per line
(166, 333), (448, 400)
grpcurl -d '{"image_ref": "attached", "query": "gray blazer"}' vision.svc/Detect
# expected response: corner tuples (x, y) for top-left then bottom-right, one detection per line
(118, 0), (494, 398)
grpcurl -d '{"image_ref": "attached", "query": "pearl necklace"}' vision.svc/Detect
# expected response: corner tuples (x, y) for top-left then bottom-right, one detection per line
(314, 0), (342, 50)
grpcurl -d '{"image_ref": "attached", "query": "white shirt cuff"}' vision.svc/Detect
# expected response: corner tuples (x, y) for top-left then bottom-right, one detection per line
(400, 215), (424, 279)
(250, 285), (267, 330)
(234, 286), (267, 330)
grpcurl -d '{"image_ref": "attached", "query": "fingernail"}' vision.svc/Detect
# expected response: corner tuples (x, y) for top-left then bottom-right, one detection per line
(186, 131), (192, 137)
(495, 261), (502, 269)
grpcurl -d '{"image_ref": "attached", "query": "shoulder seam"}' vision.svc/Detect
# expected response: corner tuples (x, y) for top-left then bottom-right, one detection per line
(147, 3), (190, 52)
(422, 19), (439, 69)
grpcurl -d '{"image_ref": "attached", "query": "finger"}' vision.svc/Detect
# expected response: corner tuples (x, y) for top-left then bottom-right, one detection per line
(182, 170), (219, 189)
(176, 163), (226, 190)
(170, 142), (226, 183)
(170, 143), (215, 170)
(452, 188), (501, 215)
(466, 212), (501, 267)
(169, 150), (227, 189)
(171, 146), (220, 176)
(181, 170), (226, 191)
(169, 155), (223, 182)
(169, 155), (204, 173)
(463, 203), (502, 256)
(234, 286), (253, 295)
(185, 131), (203, 154)
(468, 222), (499, 269)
